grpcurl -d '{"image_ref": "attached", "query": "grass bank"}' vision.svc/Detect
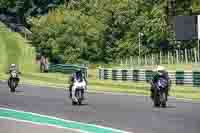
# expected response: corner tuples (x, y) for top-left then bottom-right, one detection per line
(0, 23), (38, 73)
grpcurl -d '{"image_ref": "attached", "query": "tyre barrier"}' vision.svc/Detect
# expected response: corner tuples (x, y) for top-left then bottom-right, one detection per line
(98, 68), (200, 87)
(48, 64), (88, 77)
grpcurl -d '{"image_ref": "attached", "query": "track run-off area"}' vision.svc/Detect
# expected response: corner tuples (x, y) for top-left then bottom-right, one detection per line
(0, 81), (200, 133)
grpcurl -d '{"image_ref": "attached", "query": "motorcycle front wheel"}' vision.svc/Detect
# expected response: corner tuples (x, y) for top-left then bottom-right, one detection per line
(161, 92), (167, 108)
(154, 92), (160, 107)
(10, 79), (16, 92)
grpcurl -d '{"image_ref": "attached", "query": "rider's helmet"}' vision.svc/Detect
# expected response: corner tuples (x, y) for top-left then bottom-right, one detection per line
(156, 65), (165, 76)
(72, 69), (82, 80)
(11, 64), (16, 67)
(76, 70), (82, 77)
(10, 64), (16, 69)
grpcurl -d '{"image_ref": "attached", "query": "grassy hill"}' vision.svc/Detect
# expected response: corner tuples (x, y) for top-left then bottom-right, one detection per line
(0, 23), (38, 74)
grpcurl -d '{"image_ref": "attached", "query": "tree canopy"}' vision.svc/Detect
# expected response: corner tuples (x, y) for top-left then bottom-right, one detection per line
(1, 0), (200, 64)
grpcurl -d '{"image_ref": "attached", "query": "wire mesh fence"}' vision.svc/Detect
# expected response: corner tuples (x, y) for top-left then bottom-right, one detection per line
(116, 48), (200, 67)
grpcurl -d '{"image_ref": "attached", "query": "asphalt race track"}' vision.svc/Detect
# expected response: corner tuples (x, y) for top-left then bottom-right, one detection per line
(0, 81), (200, 133)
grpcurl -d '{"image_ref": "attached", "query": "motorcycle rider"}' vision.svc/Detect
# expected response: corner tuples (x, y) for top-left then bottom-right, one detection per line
(68, 70), (87, 102)
(7, 64), (21, 86)
(150, 65), (171, 100)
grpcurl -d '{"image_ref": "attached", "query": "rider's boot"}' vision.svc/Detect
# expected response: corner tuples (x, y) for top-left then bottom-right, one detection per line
(72, 86), (78, 102)
(81, 89), (85, 100)
(150, 88), (154, 100)
(8, 79), (10, 86)
(69, 85), (72, 98)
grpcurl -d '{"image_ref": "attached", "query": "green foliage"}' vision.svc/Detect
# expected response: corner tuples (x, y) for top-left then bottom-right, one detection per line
(192, 0), (200, 13)
(0, 0), (16, 8)
(30, 0), (198, 64)
(31, 9), (105, 64)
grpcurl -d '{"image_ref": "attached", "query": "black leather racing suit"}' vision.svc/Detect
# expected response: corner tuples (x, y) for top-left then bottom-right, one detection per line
(150, 71), (171, 100)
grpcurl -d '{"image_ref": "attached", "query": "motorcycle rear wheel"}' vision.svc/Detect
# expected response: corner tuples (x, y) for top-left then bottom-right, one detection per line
(161, 102), (166, 108)
(78, 99), (82, 105)
(72, 101), (77, 105)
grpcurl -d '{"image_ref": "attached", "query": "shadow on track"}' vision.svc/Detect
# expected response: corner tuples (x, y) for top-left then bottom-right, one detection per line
(72, 103), (89, 106)
(152, 104), (176, 109)
(14, 90), (24, 93)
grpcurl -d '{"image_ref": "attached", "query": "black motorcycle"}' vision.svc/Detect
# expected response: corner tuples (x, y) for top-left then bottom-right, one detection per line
(153, 77), (168, 108)
(8, 70), (20, 92)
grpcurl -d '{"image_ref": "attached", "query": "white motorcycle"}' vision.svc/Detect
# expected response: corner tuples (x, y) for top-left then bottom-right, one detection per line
(71, 80), (87, 105)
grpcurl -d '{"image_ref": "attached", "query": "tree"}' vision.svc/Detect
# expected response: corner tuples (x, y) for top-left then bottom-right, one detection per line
(30, 0), (190, 64)
(0, 0), (16, 8)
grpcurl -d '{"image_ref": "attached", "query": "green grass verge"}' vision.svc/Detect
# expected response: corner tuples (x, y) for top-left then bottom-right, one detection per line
(0, 25), (8, 72)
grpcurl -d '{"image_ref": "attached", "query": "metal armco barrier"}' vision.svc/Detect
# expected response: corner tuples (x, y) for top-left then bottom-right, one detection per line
(48, 64), (88, 77)
(98, 68), (200, 87)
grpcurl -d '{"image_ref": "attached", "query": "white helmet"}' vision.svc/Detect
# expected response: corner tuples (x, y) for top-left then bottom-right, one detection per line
(156, 65), (165, 71)
(10, 64), (16, 67)
(11, 64), (16, 67)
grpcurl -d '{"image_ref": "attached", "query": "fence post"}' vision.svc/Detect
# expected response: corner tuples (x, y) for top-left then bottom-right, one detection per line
(191, 49), (194, 63)
(185, 48), (188, 64)
(188, 49), (191, 63)
(176, 50), (179, 64)
(145, 55), (147, 65)
(159, 51), (162, 64)
(172, 51), (174, 64)
(152, 53), (154, 65)
(180, 50), (182, 64)
(198, 40), (200, 62)
(167, 51), (170, 64)
(130, 56), (133, 67)
(133, 57), (135, 65)
(194, 48), (197, 64)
